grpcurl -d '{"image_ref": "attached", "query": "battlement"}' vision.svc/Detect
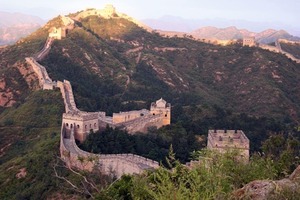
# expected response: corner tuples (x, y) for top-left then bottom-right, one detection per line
(208, 130), (249, 149)
(150, 98), (171, 125)
(63, 112), (100, 121)
(207, 130), (250, 161)
(25, 57), (54, 90)
(113, 109), (149, 124)
(243, 37), (256, 47)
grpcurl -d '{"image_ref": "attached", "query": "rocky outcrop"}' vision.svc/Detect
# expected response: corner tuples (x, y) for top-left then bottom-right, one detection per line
(233, 165), (300, 200)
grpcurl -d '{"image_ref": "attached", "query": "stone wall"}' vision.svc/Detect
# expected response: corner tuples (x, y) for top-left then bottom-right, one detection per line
(35, 37), (53, 61)
(61, 16), (75, 28)
(258, 44), (280, 53)
(278, 39), (300, 45)
(60, 124), (159, 178)
(27, 25), (165, 178)
(258, 43), (300, 63)
(115, 113), (164, 133)
(25, 57), (54, 90)
(112, 109), (149, 124)
(58, 80), (78, 113)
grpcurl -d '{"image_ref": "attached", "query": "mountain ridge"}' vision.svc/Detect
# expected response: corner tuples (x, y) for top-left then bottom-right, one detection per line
(0, 11), (45, 45)
(143, 15), (300, 37)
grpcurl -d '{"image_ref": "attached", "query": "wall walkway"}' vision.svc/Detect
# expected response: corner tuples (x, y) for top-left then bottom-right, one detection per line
(258, 41), (300, 64)
(35, 37), (54, 61)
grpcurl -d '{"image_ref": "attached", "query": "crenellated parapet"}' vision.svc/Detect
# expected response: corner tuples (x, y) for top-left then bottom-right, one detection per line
(207, 129), (250, 161)
(115, 113), (164, 133)
(150, 98), (171, 125)
(60, 124), (159, 178)
(113, 109), (149, 124)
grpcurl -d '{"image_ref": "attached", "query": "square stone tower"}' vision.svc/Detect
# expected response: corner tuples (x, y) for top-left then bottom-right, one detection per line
(49, 27), (66, 40)
(150, 98), (171, 125)
(207, 129), (250, 161)
(243, 37), (256, 47)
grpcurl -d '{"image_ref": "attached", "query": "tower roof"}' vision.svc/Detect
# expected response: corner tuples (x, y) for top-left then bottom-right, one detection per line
(155, 98), (167, 107)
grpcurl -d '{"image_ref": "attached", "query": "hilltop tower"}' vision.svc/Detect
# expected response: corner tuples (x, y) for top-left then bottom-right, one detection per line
(150, 98), (171, 125)
(48, 27), (66, 40)
(103, 4), (116, 16)
(243, 37), (256, 47)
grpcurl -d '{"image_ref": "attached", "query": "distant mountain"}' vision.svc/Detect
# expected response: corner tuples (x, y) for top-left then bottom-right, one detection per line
(0, 11), (45, 45)
(191, 27), (300, 44)
(143, 15), (300, 43)
(143, 15), (300, 37)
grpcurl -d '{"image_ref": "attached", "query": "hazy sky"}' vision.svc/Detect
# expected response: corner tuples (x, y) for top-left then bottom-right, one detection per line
(1, 0), (299, 32)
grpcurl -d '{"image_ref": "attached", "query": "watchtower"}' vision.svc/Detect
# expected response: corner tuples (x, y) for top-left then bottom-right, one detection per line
(243, 37), (256, 47)
(150, 98), (171, 125)
(207, 129), (250, 161)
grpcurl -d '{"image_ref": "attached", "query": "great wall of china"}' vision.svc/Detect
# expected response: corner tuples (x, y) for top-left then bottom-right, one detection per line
(24, 14), (171, 177)
(258, 39), (300, 63)
(23, 5), (299, 177)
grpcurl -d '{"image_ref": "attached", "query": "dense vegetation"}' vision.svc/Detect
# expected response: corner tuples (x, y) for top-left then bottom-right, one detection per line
(96, 148), (300, 199)
(0, 91), (64, 199)
(79, 125), (203, 164)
